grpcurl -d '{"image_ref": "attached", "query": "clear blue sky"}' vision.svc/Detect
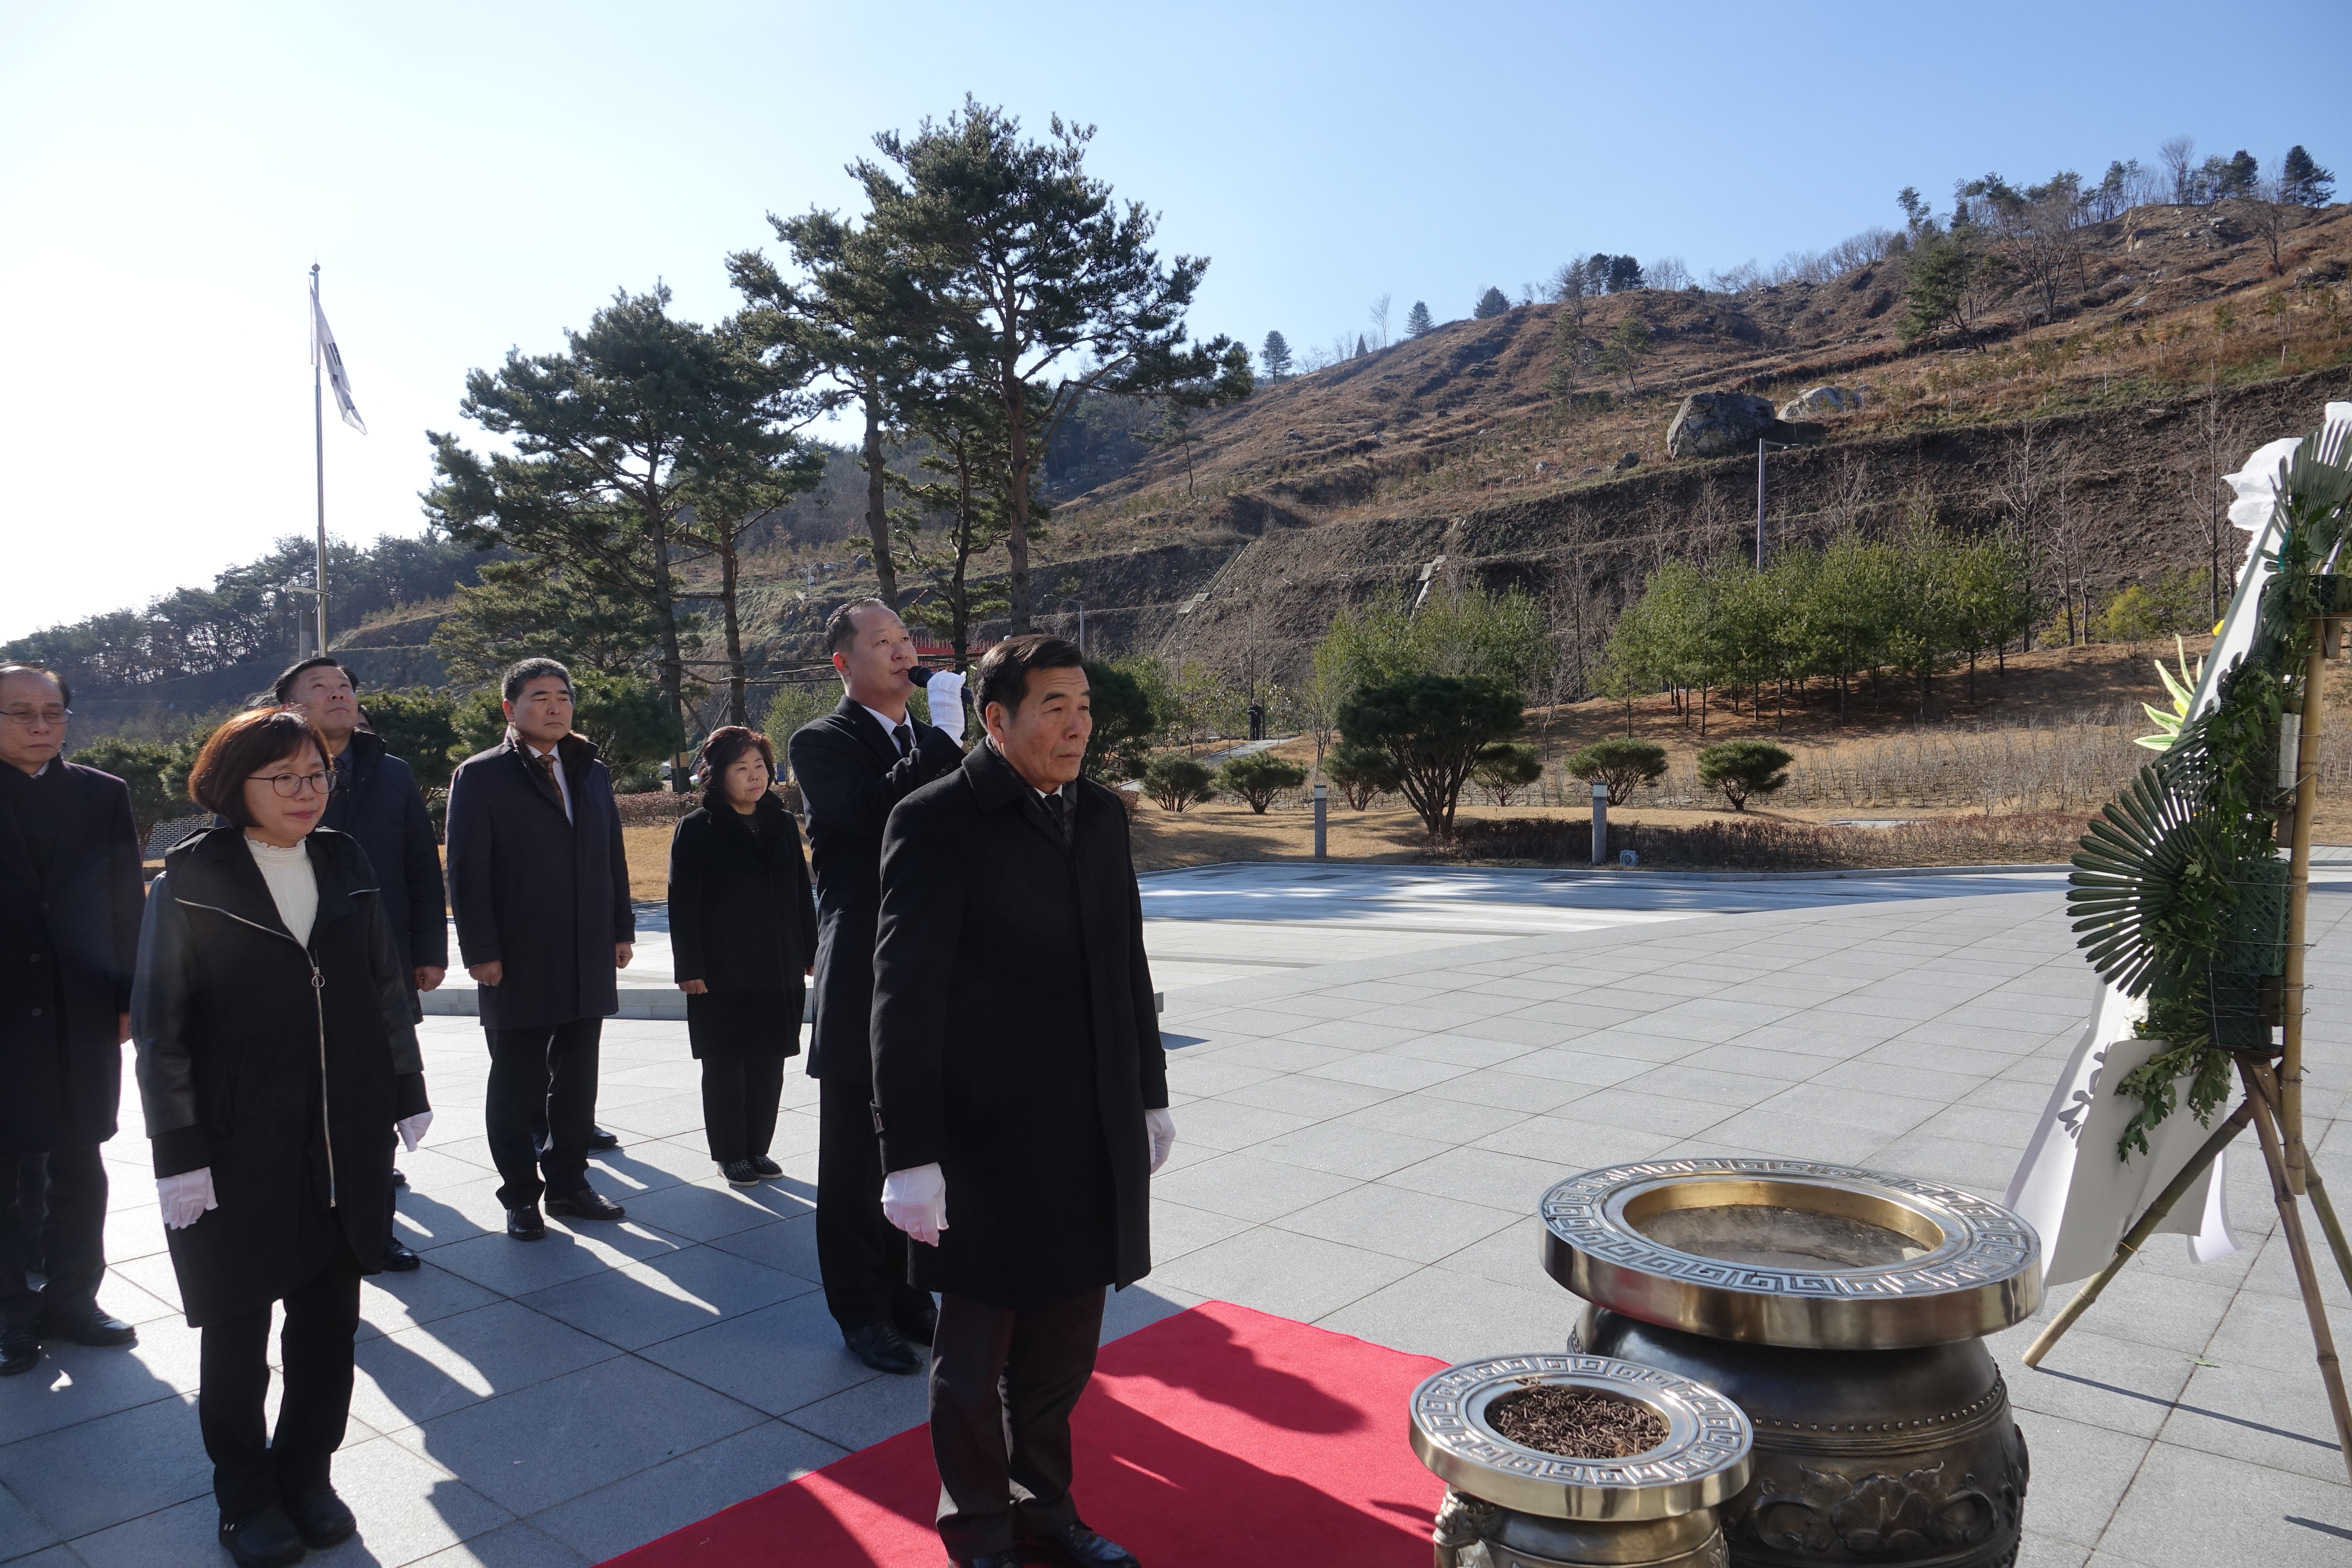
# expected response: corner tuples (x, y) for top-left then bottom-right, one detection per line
(3, 0), (2344, 640)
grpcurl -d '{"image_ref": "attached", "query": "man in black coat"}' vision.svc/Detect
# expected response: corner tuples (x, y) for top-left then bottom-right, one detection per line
(0, 664), (146, 1377)
(276, 657), (449, 1273)
(789, 599), (963, 1374)
(444, 658), (634, 1240)
(871, 635), (1176, 1568)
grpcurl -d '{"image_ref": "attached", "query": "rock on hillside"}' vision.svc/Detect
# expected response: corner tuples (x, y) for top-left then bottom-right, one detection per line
(1665, 392), (1825, 459)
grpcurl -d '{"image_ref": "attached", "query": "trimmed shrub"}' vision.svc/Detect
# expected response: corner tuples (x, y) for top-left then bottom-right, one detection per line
(1142, 752), (1216, 812)
(1568, 737), (1668, 805)
(1472, 742), (1543, 805)
(1324, 742), (1397, 809)
(1697, 739), (1793, 811)
(1216, 750), (1307, 814)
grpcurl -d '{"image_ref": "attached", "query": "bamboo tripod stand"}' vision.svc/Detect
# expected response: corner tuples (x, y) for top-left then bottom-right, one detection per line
(2023, 618), (2352, 1482)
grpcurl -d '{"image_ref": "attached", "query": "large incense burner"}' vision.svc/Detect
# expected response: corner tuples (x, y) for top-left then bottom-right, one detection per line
(1541, 1161), (2042, 1568)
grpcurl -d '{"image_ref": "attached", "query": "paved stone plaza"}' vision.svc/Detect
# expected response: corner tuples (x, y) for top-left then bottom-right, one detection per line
(2, 864), (2346, 1567)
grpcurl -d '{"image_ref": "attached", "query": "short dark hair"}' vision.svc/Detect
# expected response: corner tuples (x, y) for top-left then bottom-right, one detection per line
(974, 634), (1086, 718)
(271, 656), (353, 704)
(696, 726), (776, 792)
(502, 657), (573, 704)
(187, 708), (330, 827)
(0, 664), (70, 709)
(824, 598), (894, 656)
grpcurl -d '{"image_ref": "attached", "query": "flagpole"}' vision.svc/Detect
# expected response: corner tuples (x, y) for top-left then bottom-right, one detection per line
(311, 263), (329, 658)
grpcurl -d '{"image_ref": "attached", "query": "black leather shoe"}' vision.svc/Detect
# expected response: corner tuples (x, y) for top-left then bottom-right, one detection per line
(0, 1326), (37, 1376)
(1018, 1521), (1141, 1568)
(381, 1236), (422, 1271)
(894, 1295), (938, 1348)
(283, 1486), (356, 1549)
(842, 1320), (920, 1375)
(546, 1188), (625, 1222)
(390, 1166), (409, 1188)
(588, 1127), (622, 1151)
(749, 1154), (782, 1177)
(36, 1304), (136, 1347)
(719, 1159), (762, 1187)
(505, 1205), (547, 1241)
(217, 1503), (306, 1567)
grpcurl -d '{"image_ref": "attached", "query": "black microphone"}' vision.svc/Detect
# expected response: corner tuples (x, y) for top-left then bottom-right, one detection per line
(906, 666), (933, 687)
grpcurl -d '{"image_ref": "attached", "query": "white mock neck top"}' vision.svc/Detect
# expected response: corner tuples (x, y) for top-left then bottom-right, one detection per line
(244, 836), (318, 948)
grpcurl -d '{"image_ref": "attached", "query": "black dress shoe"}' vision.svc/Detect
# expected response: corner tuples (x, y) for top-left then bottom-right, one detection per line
(719, 1159), (762, 1187)
(283, 1485), (357, 1549)
(505, 1205), (547, 1241)
(0, 1326), (37, 1377)
(842, 1320), (920, 1375)
(391, 1166), (409, 1188)
(381, 1236), (422, 1272)
(748, 1154), (782, 1177)
(588, 1127), (622, 1151)
(1018, 1521), (1141, 1568)
(217, 1503), (307, 1567)
(546, 1188), (625, 1222)
(894, 1295), (939, 1347)
(36, 1304), (136, 1347)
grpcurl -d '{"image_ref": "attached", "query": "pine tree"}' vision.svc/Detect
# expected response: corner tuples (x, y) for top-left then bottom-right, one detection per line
(1405, 300), (1434, 337)
(1354, 334), (1368, 358)
(2282, 145), (2337, 206)
(1261, 330), (1292, 381)
(1473, 286), (1510, 319)
(1605, 255), (1645, 292)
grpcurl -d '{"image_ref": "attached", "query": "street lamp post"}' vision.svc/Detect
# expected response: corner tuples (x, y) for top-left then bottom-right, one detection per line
(1755, 437), (1801, 567)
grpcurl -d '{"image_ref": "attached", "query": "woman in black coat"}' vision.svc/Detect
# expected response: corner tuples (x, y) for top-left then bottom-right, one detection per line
(132, 708), (429, 1568)
(668, 726), (818, 1185)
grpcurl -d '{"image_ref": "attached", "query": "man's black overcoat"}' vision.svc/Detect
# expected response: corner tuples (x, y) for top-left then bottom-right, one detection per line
(0, 761), (144, 1152)
(870, 741), (1168, 1309)
(444, 732), (634, 1030)
(131, 827), (427, 1326)
(788, 698), (960, 1083)
(321, 728), (448, 1011)
(666, 793), (819, 1059)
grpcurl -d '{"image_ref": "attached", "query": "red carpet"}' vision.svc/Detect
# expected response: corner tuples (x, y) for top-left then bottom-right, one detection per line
(602, 1301), (1449, 1566)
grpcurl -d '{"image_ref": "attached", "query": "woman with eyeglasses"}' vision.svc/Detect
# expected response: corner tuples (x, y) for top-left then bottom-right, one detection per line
(667, 726), (818, 1185)
(130, 707), (431, 1568)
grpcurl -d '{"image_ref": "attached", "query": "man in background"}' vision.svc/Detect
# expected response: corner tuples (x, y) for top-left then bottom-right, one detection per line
(0, 664), (146, 1377)
(789, 599), (962, 1374)
(274, 656), (448, 1272)
(444, 658), (634, 1241)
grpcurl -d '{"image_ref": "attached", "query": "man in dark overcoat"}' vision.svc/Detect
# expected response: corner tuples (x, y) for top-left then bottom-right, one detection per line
(444, 658), (634, 1240)
(871, 634), (1176, 1568)
(0, 664), (146, 1377)
(788, 598), (962, 1374)
(276, 656), (449, 1272)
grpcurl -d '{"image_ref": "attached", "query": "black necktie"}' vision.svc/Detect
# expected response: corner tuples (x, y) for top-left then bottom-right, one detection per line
(893, 723), (913, 761)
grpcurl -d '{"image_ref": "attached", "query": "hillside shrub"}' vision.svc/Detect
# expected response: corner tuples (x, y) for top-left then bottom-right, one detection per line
(1472, 742), (1543, 805)
(1081, 658), (1160, 781)
(1697, 739), (1794, 811)
(1568, 738), (1668, 805)
(1216, 751), (1306, 814)
(1142, 753), (1216, 812)
(361, 687), (462, 790)
(1323, 742), (1398, 809)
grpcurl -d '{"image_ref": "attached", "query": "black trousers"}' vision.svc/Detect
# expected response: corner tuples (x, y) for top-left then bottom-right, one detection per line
(0, 1142), (106, 1329)
(484, 1017), (602, 1210)
(701, 1054), (786, 1164)
(199, 1235), (361, 1521)
(814, 1070), (931, 1332)
(930, 1286), (1106, 1560)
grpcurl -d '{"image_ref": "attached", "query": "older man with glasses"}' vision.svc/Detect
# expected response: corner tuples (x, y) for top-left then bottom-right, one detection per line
(0, 664), (147, 1378)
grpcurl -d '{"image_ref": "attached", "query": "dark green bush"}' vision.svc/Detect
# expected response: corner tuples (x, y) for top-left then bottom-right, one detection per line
(1142, 752), (1216, 812)
(1216, 750), (1306, 814)
(1696, 739), (1793, 811)
(1323, 742), (1398, 809)
(1568, 737), (1668, 805)
(1471, 742), (1543, 805)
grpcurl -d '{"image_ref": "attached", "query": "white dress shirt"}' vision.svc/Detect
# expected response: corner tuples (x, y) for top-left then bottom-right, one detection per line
(858, 702), (915, 758)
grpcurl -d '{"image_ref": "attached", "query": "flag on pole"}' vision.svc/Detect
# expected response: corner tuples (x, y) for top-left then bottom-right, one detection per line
(311, 289), (367, 435)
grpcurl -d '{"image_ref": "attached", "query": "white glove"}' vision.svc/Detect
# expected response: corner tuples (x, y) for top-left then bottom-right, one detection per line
(925, 670), (966, 745)
(396, 1111), (434, 1153)
(158, 1168), (218, 1230)
(1146, 1108), (1177, 1175)
(881, 1163), (948, 1247)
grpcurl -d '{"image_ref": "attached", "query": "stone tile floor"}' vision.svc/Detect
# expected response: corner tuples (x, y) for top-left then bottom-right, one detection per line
(2, 865), (2346, 1566)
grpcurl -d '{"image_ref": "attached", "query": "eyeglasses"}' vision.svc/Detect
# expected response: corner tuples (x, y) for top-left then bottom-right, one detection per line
(249, 771), (335, 798)
(0, 707), (69, 728)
